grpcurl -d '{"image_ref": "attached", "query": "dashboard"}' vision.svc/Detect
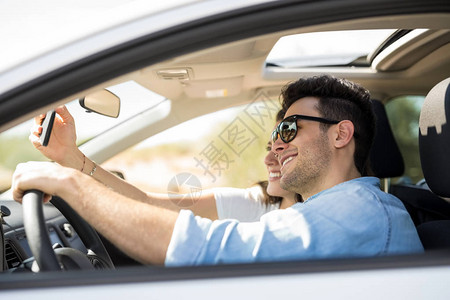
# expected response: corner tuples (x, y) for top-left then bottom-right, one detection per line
(1, 198), (86, 271)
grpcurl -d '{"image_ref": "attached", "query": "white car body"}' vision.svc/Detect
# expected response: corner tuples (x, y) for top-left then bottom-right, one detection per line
(1, 0), (450, 299)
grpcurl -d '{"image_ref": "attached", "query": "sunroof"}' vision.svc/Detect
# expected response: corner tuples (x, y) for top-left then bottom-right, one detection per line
(266, 29), (396, 68)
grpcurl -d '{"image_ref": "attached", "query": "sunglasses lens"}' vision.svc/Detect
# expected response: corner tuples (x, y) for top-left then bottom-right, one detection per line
(279, 118), (297, 143)
(271, 129), (278, 143)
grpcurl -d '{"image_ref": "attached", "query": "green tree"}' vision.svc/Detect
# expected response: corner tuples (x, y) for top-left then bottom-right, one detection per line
(385, 96), (425, 183)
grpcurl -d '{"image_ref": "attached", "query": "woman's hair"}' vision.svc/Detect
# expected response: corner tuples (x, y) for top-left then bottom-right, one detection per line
(258, 180), (302, 205)
(257, 180), (282, 205)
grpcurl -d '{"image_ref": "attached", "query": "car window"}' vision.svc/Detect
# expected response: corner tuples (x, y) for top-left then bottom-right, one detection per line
(101, 99), (281, 194)
(0, 81), (166, 193)
(385, 95), (425, 184)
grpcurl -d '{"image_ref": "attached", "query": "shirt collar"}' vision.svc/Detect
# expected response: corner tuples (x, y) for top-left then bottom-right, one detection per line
(305, 176), (380, 202)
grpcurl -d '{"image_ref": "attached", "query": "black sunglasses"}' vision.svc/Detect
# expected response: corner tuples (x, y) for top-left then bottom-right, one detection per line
(272, 114), (340, 143)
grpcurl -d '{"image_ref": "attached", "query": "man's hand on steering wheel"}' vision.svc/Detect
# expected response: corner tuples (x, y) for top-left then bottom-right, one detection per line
(12, 161), (75, 204)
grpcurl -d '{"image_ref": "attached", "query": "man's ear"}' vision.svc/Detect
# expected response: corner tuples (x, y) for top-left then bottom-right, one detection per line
(334, 120), (355, 149)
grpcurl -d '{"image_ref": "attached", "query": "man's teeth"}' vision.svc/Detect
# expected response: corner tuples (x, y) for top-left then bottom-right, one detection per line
(282, 156), (293, 167)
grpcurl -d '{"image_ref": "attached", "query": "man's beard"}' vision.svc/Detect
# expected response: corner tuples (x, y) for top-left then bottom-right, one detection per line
(280, 132), (331, 197)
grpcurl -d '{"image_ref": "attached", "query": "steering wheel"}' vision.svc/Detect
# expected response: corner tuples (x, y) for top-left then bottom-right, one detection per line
(22, 190), (115, 271)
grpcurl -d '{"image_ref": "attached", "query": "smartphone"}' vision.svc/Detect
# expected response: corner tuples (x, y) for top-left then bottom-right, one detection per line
(39, 110), (56, 147)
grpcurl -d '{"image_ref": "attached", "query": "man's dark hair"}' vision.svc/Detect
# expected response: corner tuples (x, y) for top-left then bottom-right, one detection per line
(280, 74), (375, 176)
(276, 108), (286, 122)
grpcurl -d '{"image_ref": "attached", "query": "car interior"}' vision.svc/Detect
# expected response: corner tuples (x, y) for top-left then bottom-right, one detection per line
(1, 4), (450, 282)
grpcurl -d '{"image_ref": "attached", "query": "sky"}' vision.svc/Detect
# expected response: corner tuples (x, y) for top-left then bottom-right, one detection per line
(0, 0), (197, 72)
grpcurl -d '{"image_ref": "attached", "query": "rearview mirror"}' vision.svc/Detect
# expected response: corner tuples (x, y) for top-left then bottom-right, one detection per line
(79, 90), (120, 118)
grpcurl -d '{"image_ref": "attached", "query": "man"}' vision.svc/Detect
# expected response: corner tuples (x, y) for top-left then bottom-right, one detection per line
(273, 74), (376, 199)
(12, 75), (423, 267)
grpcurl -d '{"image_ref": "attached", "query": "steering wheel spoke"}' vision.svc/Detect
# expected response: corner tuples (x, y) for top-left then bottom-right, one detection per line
(22, 190), (114, 272)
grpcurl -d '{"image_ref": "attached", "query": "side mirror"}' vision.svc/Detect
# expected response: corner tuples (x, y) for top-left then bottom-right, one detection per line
(79, 90), (120, 118)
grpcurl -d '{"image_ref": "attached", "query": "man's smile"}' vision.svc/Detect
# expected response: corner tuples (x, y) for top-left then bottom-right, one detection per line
(279, 153), (297, 172)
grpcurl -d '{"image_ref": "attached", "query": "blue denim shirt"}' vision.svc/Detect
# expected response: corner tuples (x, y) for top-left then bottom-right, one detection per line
(165, 177), (424, 266)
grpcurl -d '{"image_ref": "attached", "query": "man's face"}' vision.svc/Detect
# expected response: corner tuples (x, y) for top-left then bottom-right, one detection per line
(264, 122), (294, 200)
(272, 97), (333, 197)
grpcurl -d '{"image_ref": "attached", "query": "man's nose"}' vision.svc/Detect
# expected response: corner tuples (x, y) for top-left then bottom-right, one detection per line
(272, 136), (288, 157)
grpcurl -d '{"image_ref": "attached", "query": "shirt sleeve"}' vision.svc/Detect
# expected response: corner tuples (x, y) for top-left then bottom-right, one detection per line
(165, 178), (423, 267)
(165, 208), (314, 266)
(214, 186), (279, 222)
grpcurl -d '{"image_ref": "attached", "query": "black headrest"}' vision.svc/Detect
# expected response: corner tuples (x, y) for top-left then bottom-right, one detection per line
(419, 78), (450, 197)
(369, 99), (405, 178)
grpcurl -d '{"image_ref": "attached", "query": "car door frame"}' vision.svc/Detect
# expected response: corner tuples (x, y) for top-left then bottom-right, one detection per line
(1, 0), (450, 297)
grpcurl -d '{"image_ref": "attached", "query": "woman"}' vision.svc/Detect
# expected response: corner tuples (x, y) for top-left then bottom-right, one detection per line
(214, 123), (299, 221)
(30, 106), (297, 221)
(213, 138), (298, 221)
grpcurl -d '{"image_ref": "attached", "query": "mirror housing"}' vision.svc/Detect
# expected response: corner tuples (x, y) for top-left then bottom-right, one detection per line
(79, 90), (120, 118)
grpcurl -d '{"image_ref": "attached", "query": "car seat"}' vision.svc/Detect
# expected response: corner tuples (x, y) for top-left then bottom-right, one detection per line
(415, 77), (450, 249)
(369, 97), (450, 228)
(369, 99), (405, 182)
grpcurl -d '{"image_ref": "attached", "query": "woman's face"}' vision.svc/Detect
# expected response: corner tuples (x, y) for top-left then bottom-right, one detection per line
(264, 129), (292, 199)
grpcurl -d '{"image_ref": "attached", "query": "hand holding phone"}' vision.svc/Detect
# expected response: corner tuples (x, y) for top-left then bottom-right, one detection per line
(39, 110), (56, 147)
